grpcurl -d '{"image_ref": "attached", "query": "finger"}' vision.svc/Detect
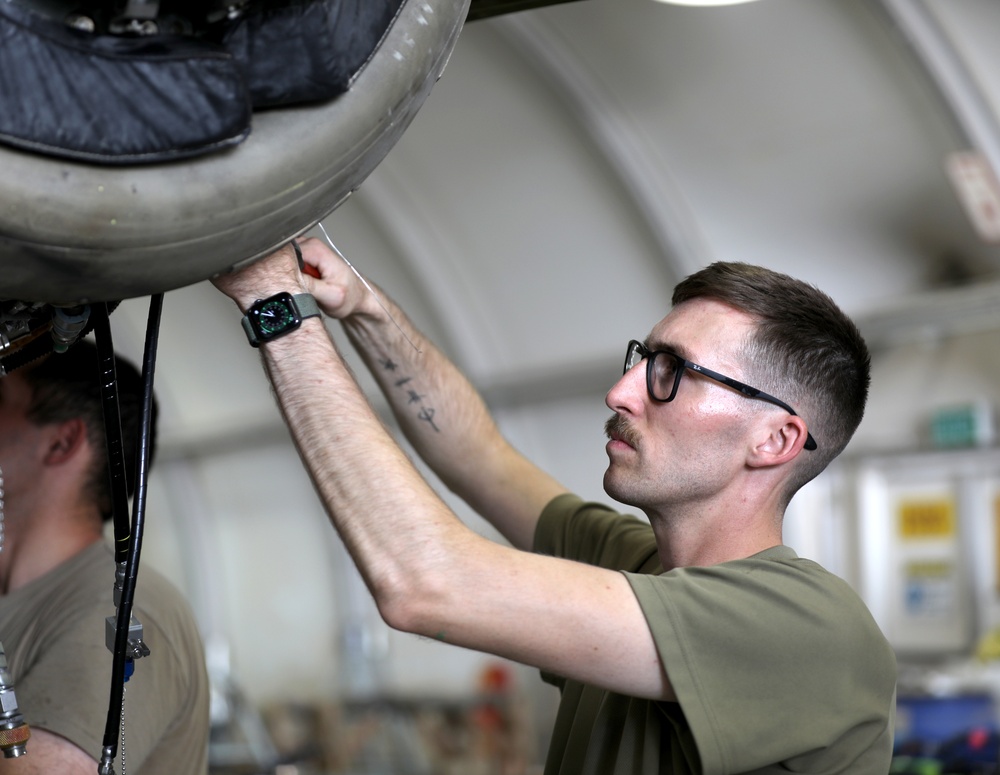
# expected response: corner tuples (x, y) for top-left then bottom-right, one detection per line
(292, 240), (322, 278)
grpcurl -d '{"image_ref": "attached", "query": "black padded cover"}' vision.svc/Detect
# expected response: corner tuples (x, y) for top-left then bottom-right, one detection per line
(0, 0), (406, 163)
(219, 0), (406, 108)
(0, 1), (251, 164)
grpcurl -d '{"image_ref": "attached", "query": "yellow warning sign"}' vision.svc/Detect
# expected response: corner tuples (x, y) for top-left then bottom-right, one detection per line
(898, 498), (956, 539)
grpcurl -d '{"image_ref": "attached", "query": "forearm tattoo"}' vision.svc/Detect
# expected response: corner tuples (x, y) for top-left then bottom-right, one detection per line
(380, 357), (440, 433)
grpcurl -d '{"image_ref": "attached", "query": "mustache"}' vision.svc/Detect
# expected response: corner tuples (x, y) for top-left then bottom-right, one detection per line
(605, 414), (640, 447)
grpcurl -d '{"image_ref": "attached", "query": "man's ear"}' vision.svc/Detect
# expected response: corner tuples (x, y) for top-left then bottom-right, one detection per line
(748, 415), (810, 468)
(42, 417), (89, 466)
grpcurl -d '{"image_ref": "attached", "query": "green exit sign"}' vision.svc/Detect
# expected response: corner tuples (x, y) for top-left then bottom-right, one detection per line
(929, 403), (994, 448)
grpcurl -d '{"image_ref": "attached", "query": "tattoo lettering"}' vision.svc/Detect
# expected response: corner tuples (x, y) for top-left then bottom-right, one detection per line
(381, 357), (440, 433)
(417, 406), (439, 432)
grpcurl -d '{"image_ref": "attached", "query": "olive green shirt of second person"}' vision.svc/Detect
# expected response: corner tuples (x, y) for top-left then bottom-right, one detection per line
(0, 542), (210, 774)
(535, 493), (897, 775)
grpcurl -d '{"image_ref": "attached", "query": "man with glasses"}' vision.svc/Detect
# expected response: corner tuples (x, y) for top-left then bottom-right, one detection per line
(214, 237), (895, 775)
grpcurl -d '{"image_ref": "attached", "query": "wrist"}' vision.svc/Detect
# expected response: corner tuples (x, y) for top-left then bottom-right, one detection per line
(215, 244), (305, 312)
(228, 275), (307, 313)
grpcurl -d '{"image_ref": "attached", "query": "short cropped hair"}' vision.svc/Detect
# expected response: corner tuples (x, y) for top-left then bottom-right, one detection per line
(23, 340), (157, 521)
(672, 262), (870, 494)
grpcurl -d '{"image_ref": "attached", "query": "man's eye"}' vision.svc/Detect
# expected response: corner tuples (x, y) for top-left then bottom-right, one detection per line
(652, 355), (674, 380)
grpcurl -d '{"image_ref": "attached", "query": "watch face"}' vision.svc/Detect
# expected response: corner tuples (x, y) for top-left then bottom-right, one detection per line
(257, 300), (295, 334)
(250, 293), (300, 341)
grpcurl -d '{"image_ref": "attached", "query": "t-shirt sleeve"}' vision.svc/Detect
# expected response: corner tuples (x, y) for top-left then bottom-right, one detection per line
(533, 494), (660, 693)
(17, 565), (208, 772)
(534, 493), (660, 572)
(22, 602), (193, 766)
(17, 605), (113, 758)
(625, 558), (896, 774)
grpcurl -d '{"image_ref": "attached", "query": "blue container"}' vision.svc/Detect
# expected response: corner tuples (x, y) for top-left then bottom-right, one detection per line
(895, 693), (998, 756)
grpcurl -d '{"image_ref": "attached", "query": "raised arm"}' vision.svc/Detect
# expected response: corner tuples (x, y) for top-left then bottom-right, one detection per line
(294, 236), (567, 551)
(212, 242), (673, 702)
(0, 729), (97, 775)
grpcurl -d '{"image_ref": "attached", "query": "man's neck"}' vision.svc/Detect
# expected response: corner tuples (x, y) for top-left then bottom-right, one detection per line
(0, 510), (104, 594)
(647, 501), (784, 571)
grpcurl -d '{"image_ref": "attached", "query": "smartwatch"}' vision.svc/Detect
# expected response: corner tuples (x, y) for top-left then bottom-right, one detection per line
(241, 292), (321, 347)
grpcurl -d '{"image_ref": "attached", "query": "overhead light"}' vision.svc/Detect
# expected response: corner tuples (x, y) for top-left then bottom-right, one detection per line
(651, 0), (761, 5)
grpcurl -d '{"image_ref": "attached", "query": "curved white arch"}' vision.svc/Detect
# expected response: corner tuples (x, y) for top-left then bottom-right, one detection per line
(492, 12), (712, 280)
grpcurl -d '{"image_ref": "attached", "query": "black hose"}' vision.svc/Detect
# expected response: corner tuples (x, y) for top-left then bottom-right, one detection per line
(91, 303), (132, 564)
(100, 293), (164, 765)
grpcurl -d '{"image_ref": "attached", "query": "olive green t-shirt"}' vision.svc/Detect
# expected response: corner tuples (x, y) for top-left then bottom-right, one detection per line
(534, 494), (896, 775)
(0, 541), (210, 774)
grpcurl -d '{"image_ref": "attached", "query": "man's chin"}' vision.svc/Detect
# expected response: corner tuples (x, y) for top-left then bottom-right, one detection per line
(603, 468), (626, 503)
(605, 466), (651, 508)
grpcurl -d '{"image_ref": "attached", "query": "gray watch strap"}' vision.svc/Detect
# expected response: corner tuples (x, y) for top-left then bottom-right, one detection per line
(292, 293), (320, 319)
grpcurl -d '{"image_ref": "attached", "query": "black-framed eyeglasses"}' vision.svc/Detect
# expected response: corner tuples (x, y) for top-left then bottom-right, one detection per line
(624, 340), (817, 451)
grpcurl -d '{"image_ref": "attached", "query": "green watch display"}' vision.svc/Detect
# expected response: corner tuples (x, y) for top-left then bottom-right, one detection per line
(241, 292), (320, 347)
